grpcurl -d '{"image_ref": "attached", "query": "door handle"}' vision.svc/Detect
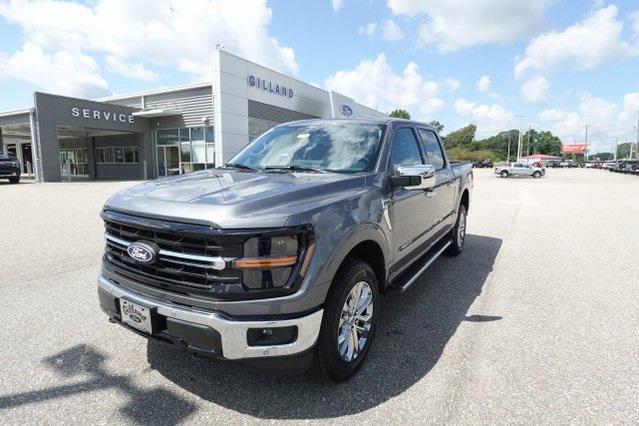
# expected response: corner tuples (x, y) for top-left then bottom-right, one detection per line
(447, 181), (457, 188)
(426, 191), (437, 198)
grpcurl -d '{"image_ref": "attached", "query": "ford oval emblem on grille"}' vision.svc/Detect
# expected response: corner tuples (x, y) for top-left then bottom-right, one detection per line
(127, 242), (157, 264)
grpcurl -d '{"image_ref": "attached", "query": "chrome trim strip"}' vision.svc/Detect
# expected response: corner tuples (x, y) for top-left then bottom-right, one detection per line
(98, 274), (323, 359)
(105, 233), (227, 270)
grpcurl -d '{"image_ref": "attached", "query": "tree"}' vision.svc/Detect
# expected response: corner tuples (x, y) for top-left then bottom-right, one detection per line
(427, 120), (444, 133)
(389, 109), (411, 119)
(591, 152), (614, 161)
(443, 124), (476, 149)
(533, 131), (562, 156)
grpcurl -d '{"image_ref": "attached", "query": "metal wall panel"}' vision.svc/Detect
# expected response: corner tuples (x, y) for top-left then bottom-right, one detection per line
(107, 97), (142, 108)
(248, 100), (317, 123)
(0, 113), (30, 127)
(145, 87), (213, 127)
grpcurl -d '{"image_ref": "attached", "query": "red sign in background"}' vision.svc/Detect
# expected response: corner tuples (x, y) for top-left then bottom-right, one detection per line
(561, 144), (588, 154)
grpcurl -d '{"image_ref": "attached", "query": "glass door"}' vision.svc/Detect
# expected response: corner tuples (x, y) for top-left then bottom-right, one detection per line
(59, 148), (89, 177)
(157, 146), (180, 177)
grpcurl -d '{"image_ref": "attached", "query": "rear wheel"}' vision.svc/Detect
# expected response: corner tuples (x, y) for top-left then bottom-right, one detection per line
(8, 176), (20, 184)
(500, 170), (509, 178)
(445, 204), (467, 256)
(317, 260), (379, 382)
(533, 171), (541, 178)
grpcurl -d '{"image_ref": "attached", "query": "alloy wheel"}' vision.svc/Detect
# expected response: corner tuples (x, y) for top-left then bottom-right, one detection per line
(337, 281), (374, 362)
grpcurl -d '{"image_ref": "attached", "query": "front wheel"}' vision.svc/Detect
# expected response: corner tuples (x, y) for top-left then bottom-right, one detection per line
(317, 260), (379, 382)
(8, 176), (20, 184)
(500, 170), (509, 178)
(445, 204), (467, 256)
(533, 171), (541, 178)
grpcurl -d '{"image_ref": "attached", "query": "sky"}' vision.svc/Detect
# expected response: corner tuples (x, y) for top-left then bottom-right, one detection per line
(1, 0), (639, 153)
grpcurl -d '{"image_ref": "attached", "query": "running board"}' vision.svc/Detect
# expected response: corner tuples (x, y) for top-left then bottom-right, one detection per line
(386, 238), (452, 294)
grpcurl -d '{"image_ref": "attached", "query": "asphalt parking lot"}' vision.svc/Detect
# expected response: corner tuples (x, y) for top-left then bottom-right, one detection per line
(1, 168), (638, 424)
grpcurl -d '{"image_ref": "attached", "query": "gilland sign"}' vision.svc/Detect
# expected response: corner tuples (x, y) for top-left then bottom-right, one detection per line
(247, 75), (294, 98)
(71, 106), (135, 124)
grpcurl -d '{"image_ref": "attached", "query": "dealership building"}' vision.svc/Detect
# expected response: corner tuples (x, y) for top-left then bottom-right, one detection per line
(0, 49), (384, 182)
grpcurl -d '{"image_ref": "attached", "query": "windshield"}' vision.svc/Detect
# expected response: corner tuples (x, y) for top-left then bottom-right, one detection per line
(228, 122), (386, 173)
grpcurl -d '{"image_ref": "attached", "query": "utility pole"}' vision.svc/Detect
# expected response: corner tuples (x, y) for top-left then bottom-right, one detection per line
(506, 134), (512, 163)
(526, 124), (532, 157)
(584, 124), (589, 162)
(614, 137), (618, 161)
(632, 111), (638, 160)
(516, 115), (526, 161)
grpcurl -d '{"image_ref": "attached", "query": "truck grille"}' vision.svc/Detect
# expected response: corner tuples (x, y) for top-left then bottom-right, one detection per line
(102, 211), (244, 298)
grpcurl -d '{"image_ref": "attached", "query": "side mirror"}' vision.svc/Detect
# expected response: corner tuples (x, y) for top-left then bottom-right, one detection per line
(391, 164), (436, 190)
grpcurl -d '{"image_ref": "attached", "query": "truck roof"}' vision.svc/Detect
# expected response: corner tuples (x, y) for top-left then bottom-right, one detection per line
(277, 117), (439, 132)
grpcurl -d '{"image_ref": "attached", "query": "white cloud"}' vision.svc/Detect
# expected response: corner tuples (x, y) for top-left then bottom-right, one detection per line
(454, 98), (515, 136)
(325, 54), (444, 119)
(515, 5), (637, 77)
(521, 75), (549, 103)
(0, 42), (109, 98)
(476, 75), (490, 92)
(105, 55), (158, 81)
(443, 77), (461, 92)
(0, 0), (298, 95)
(536, 92), (639, 151)
(332, 0), (344, 12)
(388, 0), (552, 51)
(358, 22), (377, 37)
(381, 19), (404, 42)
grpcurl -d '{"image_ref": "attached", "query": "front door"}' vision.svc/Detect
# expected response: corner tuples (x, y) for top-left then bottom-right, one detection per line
(388, 127), (438, 269)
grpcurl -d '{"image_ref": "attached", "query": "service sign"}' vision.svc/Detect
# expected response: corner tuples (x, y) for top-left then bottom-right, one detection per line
(71, 107), (135, 124)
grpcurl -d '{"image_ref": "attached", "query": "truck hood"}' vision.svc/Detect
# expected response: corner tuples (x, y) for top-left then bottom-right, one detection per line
(104, 169), (367, 228)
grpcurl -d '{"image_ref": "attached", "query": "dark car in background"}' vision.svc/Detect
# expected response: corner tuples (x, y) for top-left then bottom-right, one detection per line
(473, 160), (493, 168)
(0, 154), (21, 184)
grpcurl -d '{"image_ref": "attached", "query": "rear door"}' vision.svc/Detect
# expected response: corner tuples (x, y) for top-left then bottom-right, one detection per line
(417, 128), (457, 228)
(387, 126), (438, 267)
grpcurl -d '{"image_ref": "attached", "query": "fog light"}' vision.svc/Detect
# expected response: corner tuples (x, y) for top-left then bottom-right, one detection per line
(247, 326), (298, 346)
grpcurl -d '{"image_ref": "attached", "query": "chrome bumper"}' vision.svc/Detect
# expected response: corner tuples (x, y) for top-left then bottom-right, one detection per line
(97, 274), (323, 360)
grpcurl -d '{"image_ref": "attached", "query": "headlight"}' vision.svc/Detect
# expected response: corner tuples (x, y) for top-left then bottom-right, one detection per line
(233, 233), (313, 289)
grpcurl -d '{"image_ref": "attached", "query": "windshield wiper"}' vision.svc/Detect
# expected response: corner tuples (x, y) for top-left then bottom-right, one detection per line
(225, 163), (257, 172)
(264, 165), (327, 173)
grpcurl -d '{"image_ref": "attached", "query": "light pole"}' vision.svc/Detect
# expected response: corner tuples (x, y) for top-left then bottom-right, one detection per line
(516, 115), (526, 161)
(584, 124), (589, 162)
(631, 111), (639, 160)
(506, 134), (512, 163)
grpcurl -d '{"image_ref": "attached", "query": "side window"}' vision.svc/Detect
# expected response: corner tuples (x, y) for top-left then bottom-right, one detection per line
(390, 128), (423, 172)
(418, 129), (445, 170)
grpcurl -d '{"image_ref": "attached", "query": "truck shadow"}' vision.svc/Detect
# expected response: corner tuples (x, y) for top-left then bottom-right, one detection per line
(146, 233), (502, 420)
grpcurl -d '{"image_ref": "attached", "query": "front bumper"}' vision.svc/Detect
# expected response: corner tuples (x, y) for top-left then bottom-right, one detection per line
(98, 274), (323, 360)
(0, 169), (20, 177)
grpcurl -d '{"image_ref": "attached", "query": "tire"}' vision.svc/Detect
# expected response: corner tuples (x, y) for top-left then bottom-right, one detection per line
(8, 176), (20, 184)
(500, 170), (509, 178)
(533, 171), (541, 178)
(445, 204), (467, 256)
(317, 259), (379, 382)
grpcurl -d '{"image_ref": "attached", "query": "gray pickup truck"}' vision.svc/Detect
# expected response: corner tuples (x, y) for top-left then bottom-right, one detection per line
(98, 118), (473, 381)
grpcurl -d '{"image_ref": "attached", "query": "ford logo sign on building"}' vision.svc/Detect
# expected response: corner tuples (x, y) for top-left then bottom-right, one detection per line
(339, 104), (353, 117)
(127, 242), (157, 264)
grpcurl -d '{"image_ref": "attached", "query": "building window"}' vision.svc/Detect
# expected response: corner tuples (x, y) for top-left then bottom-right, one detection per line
(155, 126), (214, 177)
(96, 146), (138, 164)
